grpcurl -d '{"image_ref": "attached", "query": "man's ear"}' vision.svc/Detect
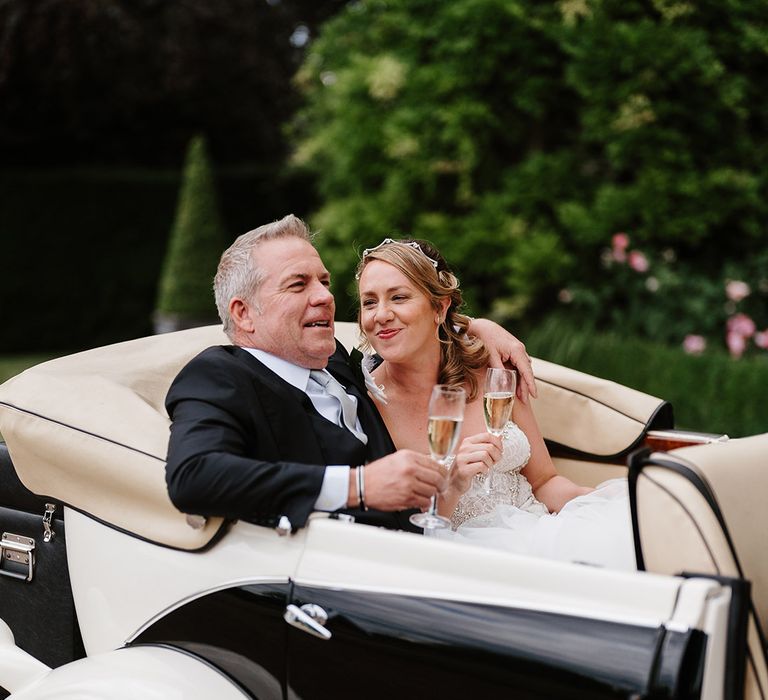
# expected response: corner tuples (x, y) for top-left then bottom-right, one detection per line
(229, 297), (256, 333)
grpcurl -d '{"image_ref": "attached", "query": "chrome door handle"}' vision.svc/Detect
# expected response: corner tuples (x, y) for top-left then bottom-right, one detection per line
(284, 603), (331, 641)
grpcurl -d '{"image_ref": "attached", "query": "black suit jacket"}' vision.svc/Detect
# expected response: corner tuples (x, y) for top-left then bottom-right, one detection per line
(165, 341), (417, 531)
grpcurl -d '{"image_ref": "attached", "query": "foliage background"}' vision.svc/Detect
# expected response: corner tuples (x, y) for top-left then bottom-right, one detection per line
(292, 0), (768, 352)
(0, 0), (346, 167)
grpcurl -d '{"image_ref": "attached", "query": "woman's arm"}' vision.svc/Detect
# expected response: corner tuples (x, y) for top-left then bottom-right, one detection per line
(514, 400), (592, 513)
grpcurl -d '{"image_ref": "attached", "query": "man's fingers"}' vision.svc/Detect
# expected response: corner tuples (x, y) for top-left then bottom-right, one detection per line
(519, 366), (537, 401)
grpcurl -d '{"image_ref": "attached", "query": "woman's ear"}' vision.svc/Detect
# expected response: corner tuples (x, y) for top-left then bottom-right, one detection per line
(437, 298), (451, 322)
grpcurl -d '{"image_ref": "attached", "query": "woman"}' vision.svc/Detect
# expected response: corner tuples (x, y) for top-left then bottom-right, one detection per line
(355, 238), (635, 570)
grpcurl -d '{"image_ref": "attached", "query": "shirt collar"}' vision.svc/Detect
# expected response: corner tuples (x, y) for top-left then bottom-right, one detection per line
(242, 347), (312, 393)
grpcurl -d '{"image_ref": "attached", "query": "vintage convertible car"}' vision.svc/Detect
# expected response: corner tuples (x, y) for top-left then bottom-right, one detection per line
(0, 322), (765, 699)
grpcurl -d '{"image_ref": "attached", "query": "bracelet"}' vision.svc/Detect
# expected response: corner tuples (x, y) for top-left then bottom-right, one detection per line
(352, 467), (361, 508)
(356, 465), (368, 511)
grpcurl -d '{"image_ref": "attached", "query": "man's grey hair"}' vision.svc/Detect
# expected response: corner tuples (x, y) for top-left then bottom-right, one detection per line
(214, 214), (314, 338)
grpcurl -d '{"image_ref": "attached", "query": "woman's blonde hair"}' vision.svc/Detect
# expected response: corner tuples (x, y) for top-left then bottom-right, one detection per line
(356, 238), (489, 399)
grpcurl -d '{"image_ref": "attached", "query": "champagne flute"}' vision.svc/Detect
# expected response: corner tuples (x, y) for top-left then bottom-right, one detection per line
(410, 384), (466, 530)
(481, 367), (516, 494)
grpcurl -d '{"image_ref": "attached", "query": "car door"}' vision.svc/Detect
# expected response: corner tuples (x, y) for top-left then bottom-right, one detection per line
(283, 519), (741, 700)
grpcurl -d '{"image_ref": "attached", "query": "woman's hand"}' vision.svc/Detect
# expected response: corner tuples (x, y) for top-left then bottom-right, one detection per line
(438, 432), (502, 516)
(467, 318), (536, 403)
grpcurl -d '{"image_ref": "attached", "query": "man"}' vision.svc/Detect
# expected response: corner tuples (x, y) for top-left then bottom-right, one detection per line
(165, 215), (535, 533)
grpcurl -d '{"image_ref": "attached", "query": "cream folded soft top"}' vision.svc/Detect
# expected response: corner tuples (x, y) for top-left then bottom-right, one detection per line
(0, 322), (668, 550)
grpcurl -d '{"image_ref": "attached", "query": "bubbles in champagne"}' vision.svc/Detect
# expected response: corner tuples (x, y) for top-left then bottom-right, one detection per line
(483, 392), (514, 435)
(428, 417), (462, 462)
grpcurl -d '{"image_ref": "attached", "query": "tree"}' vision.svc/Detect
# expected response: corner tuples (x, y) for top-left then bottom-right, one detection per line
(292, 0), (768, 348)
(0, 0), (348, 166)
(154, 135), (226, 332)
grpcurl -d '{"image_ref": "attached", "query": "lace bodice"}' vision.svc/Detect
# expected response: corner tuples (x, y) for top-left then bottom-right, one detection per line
(451, 422), (548, 529)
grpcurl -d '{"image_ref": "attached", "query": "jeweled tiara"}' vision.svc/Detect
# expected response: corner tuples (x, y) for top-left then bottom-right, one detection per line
(361, 238), (439, 268)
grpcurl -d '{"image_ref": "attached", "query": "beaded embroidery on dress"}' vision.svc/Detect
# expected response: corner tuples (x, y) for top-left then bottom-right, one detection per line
(436, 422), (636, 571)
(451, 422), (547, 529)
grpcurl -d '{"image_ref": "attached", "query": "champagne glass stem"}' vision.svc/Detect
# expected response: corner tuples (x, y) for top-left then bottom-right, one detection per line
(426, 456), (447, 517)
(483, 455), (495, 495)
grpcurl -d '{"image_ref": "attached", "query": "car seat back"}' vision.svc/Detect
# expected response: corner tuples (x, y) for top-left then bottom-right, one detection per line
(629, 434), (768, 699)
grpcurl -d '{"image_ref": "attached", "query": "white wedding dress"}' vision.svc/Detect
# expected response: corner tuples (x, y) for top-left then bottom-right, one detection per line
(433, 422), (636, 571)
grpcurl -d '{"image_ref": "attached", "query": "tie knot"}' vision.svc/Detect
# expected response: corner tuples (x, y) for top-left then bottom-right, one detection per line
(309, 370), (332, 388)
(307, 370), (368, 445)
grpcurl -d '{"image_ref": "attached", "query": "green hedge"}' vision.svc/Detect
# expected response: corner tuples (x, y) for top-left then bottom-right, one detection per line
(524, 316), (768, 438)
(0, 167), (313, 353)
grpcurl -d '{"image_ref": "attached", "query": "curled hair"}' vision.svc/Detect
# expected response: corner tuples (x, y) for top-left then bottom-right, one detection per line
(356, 238), (489, 399)
(214, 214), (313, 339)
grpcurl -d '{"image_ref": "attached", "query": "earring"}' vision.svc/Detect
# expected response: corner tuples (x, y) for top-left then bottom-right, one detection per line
(435, 314), (441, 325)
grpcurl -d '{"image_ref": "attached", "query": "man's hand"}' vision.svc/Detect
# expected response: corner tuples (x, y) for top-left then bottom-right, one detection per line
(361, 450), (445, 512)
(468, 318), (537, 403)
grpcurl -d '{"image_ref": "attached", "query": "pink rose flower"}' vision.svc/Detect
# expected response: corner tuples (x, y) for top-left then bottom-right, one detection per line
(612, 232), (630, 251)
(611, 233), (629, 263)
(628, 250), (649, 273)
(725, 280), (751, 303)
(682, 334), (706, 355)
(726, 331), (747, 359)
(726, 313), (756, 338)
(754, 330), (768, 350)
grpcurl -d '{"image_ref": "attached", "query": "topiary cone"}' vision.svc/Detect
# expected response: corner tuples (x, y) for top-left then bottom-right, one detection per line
(154, 134), (227, 333)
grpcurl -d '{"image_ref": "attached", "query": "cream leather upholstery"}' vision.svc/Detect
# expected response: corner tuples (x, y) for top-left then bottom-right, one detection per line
(0, 322), (667, 550)
(531, 357), (670, 458)
(0, 325), (230, 550)
(632, 435), (768, 698)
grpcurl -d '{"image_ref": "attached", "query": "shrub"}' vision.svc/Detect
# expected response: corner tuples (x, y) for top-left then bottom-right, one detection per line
(155, 135), (228, 330)
(561, 232), (768, 357)
(293, 0), (768, 329)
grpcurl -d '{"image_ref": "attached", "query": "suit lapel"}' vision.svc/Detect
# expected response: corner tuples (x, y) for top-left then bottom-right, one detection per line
(231, 346), (375, 462)
(231, 347), (327, 463)
(326, 345), (395, 460)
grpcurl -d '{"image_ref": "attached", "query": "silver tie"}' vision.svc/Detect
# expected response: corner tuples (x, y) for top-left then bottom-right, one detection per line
(309, 370), (368, 445)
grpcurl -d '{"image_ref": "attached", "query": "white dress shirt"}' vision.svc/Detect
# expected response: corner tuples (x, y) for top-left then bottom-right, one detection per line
(243, 348), (360, 511)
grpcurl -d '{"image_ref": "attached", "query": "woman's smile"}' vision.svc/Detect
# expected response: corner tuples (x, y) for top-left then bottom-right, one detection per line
(376, 328), (400, 340)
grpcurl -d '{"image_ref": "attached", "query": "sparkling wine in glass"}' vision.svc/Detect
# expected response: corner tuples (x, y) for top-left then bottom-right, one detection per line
(410, 385), (466, 530)
(428, 416), (462, 462)
(481, 368), (516, 494)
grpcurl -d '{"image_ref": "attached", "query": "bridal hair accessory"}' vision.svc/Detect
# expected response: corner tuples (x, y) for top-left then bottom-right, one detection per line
(362, 238), (439, 269)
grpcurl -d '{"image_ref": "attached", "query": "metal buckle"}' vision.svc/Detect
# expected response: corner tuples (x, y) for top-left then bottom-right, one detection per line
(0, 533), (36, 582)
(42, 503), (56, 542)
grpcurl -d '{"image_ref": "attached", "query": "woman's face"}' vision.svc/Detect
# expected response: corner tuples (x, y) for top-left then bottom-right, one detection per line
(358, 259), (441, 362)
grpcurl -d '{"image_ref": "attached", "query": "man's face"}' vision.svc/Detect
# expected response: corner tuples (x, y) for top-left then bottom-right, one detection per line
(246, 237), (336, 368)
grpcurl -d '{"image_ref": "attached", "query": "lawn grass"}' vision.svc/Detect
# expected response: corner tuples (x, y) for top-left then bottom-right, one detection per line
(525, 316), (768, 438)
(0, 354), (59, 385)
(0, 355), (61, 442)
